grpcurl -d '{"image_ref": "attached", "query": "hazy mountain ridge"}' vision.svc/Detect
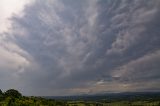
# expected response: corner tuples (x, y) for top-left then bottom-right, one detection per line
(44, 92), (160, 101)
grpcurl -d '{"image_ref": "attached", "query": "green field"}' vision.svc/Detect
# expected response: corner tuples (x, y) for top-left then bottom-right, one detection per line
(1, 99), (160, 106)
(66, 101), (160, 106)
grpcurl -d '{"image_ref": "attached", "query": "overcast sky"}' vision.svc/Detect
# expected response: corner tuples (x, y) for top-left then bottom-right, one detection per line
(0, 0), (160, 96)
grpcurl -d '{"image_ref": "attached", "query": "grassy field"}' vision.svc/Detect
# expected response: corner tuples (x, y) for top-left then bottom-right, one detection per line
(0, 96), (160, 106)
(66, 100), (160, 106)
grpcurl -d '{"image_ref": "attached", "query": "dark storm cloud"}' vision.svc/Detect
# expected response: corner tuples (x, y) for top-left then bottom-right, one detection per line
(3, 0), (160, 95)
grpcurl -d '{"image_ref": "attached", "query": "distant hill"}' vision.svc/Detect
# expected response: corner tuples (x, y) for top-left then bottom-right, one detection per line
(44, 92), (160, 101)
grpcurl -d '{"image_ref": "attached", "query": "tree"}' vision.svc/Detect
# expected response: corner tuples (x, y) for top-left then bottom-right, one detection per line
(0, 89), (4, 101)
(0, 89), (3, 95)
(4, 89), (22, 98)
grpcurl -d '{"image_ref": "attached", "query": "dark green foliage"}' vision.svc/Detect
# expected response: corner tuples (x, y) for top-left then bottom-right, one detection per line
(0, 89), (4, 101)
(0, 89), (3, 95)
(4, 89), (22, 98)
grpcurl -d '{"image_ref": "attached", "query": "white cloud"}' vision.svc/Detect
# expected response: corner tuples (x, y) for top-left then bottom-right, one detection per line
(0, 0), (33, 33)
(0, 0), (33, 75)
(0, 39), (30, 75)
(0, 0), (33, 86)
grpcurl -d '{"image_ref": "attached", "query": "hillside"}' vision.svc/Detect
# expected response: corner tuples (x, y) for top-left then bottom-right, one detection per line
(0, 89), (160, 106)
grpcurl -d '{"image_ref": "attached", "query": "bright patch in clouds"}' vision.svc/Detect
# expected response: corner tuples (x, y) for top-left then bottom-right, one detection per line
(0, 0), (33, 32)
(0, 0), (33, 92)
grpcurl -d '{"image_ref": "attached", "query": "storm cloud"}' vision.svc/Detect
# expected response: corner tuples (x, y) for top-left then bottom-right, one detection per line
(0, 0), (160, 96)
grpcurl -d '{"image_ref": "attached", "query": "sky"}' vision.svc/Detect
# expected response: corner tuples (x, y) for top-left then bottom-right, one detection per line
(0, 0), (160, 96)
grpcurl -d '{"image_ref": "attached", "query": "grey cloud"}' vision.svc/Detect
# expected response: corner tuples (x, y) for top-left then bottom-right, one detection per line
(0, 0), (159, 95)
(106, 0), (159, 55)
(111, 50), (160, 82)
(0, 34), (30, 93)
